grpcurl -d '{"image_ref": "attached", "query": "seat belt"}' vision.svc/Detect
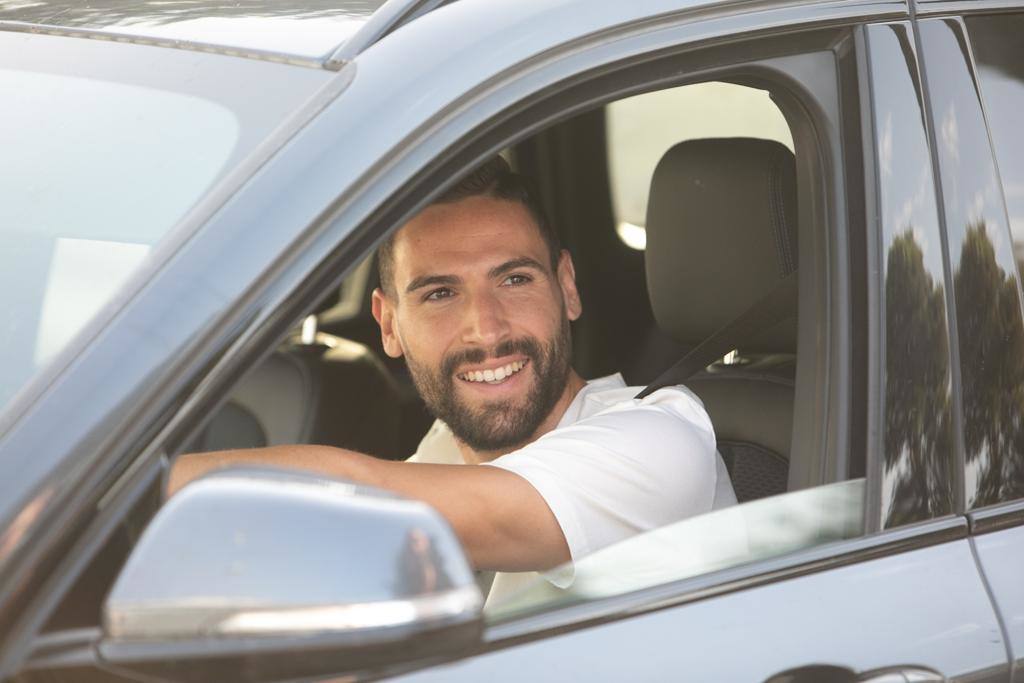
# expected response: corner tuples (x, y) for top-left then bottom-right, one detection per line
(636, 271), (798, 399)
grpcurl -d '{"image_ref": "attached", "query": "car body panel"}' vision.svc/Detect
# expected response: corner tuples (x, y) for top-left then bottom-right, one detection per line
(393, 539), (1007, 681)
(972, 525), (1024, 683)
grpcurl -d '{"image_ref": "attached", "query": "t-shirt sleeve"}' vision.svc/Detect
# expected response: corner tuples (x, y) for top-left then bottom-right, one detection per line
(483, 386), (718, 586)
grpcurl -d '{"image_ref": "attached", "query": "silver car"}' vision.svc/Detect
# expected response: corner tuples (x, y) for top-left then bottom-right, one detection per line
(1, 0), (1023, 680)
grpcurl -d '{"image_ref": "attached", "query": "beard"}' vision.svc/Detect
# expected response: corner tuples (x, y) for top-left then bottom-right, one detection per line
(404, 319), (572, 453)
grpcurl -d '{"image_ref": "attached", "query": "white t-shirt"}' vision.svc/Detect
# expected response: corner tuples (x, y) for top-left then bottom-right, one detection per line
(408, 373), (736, 600)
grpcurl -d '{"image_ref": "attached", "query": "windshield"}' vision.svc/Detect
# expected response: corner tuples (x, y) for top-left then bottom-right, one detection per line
(0, 31), (333, 415)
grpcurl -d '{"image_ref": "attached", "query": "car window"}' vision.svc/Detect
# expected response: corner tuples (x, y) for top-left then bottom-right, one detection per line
(0, 33), (333, 417)
(918, 17), (1024, 509)
(866, 24), (957, 526)
(967, 14), (1024, 275)
(605, 81), (794, 249)
(961, 13), (1024, 507)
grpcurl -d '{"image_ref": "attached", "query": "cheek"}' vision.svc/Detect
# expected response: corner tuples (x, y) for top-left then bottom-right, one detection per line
(508, 290), (564, 337)
(396, 307), (458, 359)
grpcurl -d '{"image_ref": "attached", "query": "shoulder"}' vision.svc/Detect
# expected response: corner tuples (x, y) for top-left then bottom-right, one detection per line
(579, 381), (716, 446)
(495, 381), (716, 482)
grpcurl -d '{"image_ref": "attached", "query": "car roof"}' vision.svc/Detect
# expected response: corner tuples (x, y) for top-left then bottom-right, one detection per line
(0, 0), (440, 67)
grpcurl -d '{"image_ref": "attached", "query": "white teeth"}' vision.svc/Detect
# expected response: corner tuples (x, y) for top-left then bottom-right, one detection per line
(459, 360), (526, 383)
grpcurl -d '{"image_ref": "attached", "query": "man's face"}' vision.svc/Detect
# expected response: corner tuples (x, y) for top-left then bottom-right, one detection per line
(372, 195), (582, 453)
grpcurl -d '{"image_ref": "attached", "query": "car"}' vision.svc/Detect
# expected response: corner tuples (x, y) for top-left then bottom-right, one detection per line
(1, 0), (1023, 680)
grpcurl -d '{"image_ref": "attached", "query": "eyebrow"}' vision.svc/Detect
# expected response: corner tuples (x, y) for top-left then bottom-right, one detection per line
(405, 273), (461, 294)
(488, 257), (547, 279)
(404, 257), (548, 295)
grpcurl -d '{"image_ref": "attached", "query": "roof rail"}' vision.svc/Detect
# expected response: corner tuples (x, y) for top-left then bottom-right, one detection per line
(326, 0), (450, 68)
(0, 21), (327, 68)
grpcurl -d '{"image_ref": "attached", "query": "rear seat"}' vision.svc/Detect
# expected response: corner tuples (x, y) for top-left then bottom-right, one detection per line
(187, 331), (405, 459)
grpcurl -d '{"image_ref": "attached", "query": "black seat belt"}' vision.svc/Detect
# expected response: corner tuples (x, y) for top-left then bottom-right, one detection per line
(636, 270), (798, 399)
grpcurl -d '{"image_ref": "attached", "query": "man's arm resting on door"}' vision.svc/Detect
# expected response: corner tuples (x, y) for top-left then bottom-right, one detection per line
(168, 446), (570, 572)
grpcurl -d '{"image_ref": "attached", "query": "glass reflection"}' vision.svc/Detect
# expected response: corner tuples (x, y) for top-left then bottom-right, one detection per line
(393, 528), (455, 597)
(918, 19), (1024, 508)
(967, 14), (1024, 277)
(866, 25), (955, 526)
(487, 479), (864, 620)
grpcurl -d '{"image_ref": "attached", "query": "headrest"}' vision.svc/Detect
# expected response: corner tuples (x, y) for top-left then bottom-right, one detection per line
(645, 138), (798, 351)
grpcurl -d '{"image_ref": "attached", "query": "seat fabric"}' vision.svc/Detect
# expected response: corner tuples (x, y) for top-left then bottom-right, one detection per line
(641, 137), (799, 502)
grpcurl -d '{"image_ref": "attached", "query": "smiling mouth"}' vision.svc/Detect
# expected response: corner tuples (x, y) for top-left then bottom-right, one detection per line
(457, 359), (528, 385)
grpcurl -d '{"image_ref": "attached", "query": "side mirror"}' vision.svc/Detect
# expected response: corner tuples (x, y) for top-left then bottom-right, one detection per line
(97, 468), (482, 682)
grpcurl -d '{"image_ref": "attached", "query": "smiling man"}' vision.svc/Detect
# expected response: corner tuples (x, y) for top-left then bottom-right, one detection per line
(169, 157), (735, 593)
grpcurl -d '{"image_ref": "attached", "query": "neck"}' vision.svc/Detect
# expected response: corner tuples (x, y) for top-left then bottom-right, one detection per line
(457, 369), (586, 464)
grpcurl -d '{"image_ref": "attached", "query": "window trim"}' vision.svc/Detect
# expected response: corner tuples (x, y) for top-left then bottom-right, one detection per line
(970, 500), (1024, 535)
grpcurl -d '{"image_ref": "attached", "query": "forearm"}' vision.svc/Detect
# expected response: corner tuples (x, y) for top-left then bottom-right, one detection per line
(165, 445), (570, 572)
(166, 445), (382, 498)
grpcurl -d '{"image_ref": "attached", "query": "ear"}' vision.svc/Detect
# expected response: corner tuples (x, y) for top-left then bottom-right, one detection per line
(556, 249), (582, 321)
(371, 287), (405, 358)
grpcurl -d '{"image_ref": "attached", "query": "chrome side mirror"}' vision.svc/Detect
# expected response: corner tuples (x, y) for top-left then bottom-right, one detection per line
(98, 467), (482, 682)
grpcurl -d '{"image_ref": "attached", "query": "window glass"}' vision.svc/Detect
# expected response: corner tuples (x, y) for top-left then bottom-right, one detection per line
(0, 69), (239, 413)
(920, 18), (1024, 508)
(962, 14), (1024, 505)
(865, 25), (956, 526)
(0, 33), (333, 417)
(967, 14), (1024, 276)
(605, 82), (793, 249)
(488, 479), (864, 619)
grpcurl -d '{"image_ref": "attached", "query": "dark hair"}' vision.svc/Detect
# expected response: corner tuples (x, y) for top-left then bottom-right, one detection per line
(377, 156), (560, 296)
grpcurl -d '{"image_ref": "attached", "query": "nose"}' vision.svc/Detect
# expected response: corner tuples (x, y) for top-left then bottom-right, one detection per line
(460, 288), (511, 348)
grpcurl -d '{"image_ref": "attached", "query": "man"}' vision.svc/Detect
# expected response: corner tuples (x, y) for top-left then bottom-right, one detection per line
(170, 157), (735, 595)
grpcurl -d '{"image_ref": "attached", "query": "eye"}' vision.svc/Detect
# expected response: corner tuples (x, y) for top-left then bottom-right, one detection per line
(424, 287), (455, 302)
(502, 273), (533, 286)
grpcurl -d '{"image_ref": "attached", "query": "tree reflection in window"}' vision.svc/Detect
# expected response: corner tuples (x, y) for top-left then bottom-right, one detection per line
(955, 223), (1024, 507)
(884, 223), (1024, 523)
(883, 232), (954, 526)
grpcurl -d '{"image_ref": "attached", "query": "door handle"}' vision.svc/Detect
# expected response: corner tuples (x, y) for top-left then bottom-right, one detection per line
(856, 671), (942, 679)
(858, 666), (945, 682)
(765, 664), (946, 683)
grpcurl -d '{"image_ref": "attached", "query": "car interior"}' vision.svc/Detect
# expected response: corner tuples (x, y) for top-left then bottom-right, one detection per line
(24, 71), (868, 674)
(183, 81), (801, 500)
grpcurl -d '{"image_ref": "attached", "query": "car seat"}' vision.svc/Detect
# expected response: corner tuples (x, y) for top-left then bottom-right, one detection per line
(186, 315), (405, 460)
(642, 137), (798, 502)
